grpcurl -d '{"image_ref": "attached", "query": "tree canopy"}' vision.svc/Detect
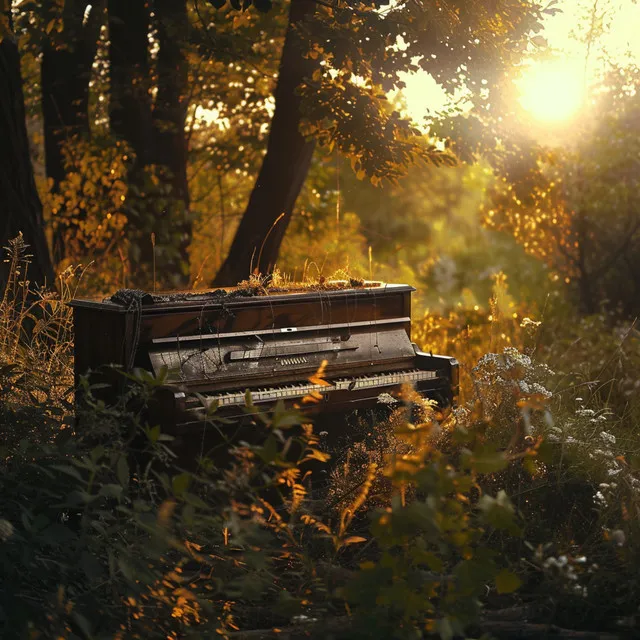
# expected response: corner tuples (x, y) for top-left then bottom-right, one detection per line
(2, 0), (549, 291)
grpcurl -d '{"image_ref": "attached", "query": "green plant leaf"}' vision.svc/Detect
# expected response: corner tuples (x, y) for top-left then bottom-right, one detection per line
(51, 464), (84, 482)
(495, 568), (522, 594)
(99, 484), (123, 499)
(172, 472), (191, 496)
(116, 455), (129, 487)
(463, 446), (508, 474)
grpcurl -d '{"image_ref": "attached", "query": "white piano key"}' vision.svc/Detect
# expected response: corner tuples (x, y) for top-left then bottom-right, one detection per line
(195, 368), (438, 410)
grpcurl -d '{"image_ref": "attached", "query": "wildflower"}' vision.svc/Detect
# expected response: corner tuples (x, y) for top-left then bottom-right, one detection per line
(594, 491), (607, 507)
(0, 519), (13, 541)
(599, 431), (616, 445)
(520, 317), (541, 329)
(610, 530), (626, 547)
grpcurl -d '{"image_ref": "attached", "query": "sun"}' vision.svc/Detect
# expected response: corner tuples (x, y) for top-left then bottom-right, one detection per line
(517, 59), (586, 123)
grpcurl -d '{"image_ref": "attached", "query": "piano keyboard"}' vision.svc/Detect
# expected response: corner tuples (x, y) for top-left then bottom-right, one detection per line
(190, 368), (438, 410)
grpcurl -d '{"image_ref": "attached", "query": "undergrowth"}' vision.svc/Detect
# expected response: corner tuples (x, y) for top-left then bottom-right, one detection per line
(1, 239), (640, 638)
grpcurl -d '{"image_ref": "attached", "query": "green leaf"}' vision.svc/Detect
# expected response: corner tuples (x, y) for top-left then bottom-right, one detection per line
(478, 490), (521, 535)
(81, 550), (104, 581)
(51, 464), (84, 482)
(70, 611), (93, 638)
(117, 556), (136, 582)
(116, 456), (129, 487)
(90, 445), (105, 463)
(182, 503), (195, 526)
(495, 569), (522, 594)
(99, 484), (124, 499)
(256, 434), (278, 463)
(272, 407), (304, 429)
(172, 472), (191, 496)
(182, 491), (208, 509)
(462, 446), (508, 474)
(435, 617), (454, 640)
(40, 523), (76, 546)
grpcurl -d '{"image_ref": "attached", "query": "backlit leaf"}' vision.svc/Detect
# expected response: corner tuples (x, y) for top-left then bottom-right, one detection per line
(495, 568), (522, 594)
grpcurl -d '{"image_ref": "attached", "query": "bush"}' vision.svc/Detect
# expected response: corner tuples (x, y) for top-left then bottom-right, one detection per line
(3, 238), (640, 638)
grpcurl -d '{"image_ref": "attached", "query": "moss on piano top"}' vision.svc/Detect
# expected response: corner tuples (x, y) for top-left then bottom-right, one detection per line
(107, 278), (383, 306)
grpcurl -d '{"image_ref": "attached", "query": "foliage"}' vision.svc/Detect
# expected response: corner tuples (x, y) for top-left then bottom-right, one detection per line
(44, 136), (129, 291)
(3, 1), (640, 636)
(0, 238), (541, 639)
(0, 234), (74, 451)
(4, 234), (640, 637)
(483, 66), (640, 315)
(296, 0), (544, 182)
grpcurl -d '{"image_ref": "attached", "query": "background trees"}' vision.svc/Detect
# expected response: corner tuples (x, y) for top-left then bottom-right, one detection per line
(0, 8), (54, 291)
(485, 65), (640, 315)
(5, 0), (640, 323)
(3, 0), (548, 292)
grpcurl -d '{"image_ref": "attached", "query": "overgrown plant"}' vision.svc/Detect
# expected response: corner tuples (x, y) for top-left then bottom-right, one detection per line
(0, 235), (76, 451)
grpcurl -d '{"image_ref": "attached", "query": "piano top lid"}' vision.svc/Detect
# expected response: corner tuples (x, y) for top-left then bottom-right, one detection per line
(69, 281), (416, 313)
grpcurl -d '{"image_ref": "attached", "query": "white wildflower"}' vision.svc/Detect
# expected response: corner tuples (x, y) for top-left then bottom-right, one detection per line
(377, 392), (396, 405)
(594, 491), (607, 506)
(0, 519), (13, 541)
(610, 530), (626, 546)
(520, 317), (541, 329)
(599, 431), (616, 445)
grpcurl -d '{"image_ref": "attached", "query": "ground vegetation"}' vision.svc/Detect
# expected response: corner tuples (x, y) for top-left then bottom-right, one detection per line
(2, 0), (640, 637)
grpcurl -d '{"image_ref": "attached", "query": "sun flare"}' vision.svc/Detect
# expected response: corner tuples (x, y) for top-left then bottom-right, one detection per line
(518, 60), (585, 123)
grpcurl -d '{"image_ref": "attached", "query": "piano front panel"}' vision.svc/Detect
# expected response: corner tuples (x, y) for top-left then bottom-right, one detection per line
(148, 324), (416, 391)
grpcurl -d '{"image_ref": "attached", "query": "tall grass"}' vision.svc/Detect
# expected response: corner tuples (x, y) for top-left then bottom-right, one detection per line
(1, 234), (77, 444)
(2, 235), (640, 634)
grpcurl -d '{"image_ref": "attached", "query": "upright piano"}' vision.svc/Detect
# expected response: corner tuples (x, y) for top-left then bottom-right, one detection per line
(70, 282), (458, 430)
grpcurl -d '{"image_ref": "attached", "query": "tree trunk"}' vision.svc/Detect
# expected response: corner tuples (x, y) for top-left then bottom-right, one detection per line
(108, 0), (190, 289)
(153, 0), (189, 207)
(108, 0), (154, 166)
(212, 0), (317, 287)
(151, 0), (191, 286)
(0, 26), (55, 292)
(41, 0), (103, 264)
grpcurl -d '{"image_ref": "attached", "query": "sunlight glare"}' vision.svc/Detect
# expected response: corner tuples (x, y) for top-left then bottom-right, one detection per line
(518, 60), (585, 123)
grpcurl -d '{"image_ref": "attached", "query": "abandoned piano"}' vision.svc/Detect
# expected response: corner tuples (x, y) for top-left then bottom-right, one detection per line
(70, 282), (459, 430)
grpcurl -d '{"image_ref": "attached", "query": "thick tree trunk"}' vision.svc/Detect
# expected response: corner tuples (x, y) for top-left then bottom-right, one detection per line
(108, 0), (154, 166)
(41, 0), (103, 264)
(108, 0), (190, 289)
(151, 0), (191, 286)
(212, 0), (317, 287)
(153, 0), (189, 207)
(108, 0), (155, 287)
(0, 27), (55, 292)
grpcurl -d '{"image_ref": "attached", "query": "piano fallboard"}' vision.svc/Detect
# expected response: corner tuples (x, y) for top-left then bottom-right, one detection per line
(148, 320), (416, 391)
